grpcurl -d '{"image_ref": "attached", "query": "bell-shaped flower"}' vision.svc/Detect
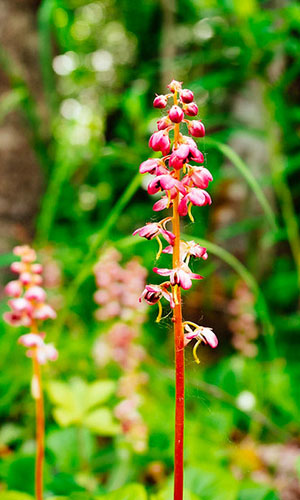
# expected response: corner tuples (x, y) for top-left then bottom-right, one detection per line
(153, 263), (203, 290)
(139, 283), (175, 308)
(184, 324), (218, 349)
(148, 174), (186, 197)
(178, 188), (212, 217)
(169, 144), (190, 170)
(182, 167), (213, 189)
(133, 222), (175, 245)
(149, 131), (171, 155)
(169, 105), (184, 123)
(163, 240), (208, 262)
(24, 286), (47, 303)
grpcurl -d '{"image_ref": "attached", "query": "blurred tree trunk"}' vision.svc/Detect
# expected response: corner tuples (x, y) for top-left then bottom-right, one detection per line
(0, 0), (44, 255)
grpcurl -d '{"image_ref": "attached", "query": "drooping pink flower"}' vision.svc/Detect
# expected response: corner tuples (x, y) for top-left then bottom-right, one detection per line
(180, 89), (194, 103)
(147, 174), (186, 197)
(139, 283), (175, 308)
(188, 120), (205, 138)
(139, 159), (162, 175)
(152, 196), (173, 212)
(9, 298), (33, 314)
(32, 304), (57, 320)
(153, 95), (168, 108)
(157, 116), (172, 130)
(182, 167), (213, 189)
(133, 222), (175, 245)
(153, 264), (203, 290)
(184, 325), (218, 348)
(163, 240), (208, 261)
(169, 105), (184, 123)
(149, 131), (170, 155)
(24, 286), (47, 303)
(18, 333), (45, 348)
(169, 144), (190, 170)
(178, 188), (212, 216)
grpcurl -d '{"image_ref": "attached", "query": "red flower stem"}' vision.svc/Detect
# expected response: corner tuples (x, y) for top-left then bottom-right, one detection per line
(172, 91), (184, 500)
(32, 348), (45, 500)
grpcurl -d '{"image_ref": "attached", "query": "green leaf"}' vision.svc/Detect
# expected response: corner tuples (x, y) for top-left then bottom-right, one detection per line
(96, 484), (147, 500)
(0, 493), (34, 500)
(238, 482), (280, 500)
(47, 380), (77, 411)
(52, 407), (78, 427)
(83, 380), (116, 411)
(82, 408), (120, 436)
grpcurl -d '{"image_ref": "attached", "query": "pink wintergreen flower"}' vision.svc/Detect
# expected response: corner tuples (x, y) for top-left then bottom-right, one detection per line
(24, 286), (47, 303)
(139, 283), (175, 308)
(183, 102), (198, 116)
(149, 131), (171, 155)
(147, 174), (186, 198)
(169, 105), (184, 123)
(3, 310), (31, 327)
(169, 144), (190, 170)
(182, 167), (213, 189)
(18, 333), (45, 348)
(178, 188), (212, 219)
(152, 196), (173, 212)
(139, 159), (162, 175)
(32, 304), (57, 321)
(188, 120), (205, 138)
(180, 89), (194, 103)
(5, 280), (23, 297)
(153, 263), (203, 290)
(153, 94), (168, 108)
(26, 342), (58, 365)
(157, 116), (172, 130)
(163, 240), (208, 262)
(183, 323), (218, 349)
(133, 222), (175, 245)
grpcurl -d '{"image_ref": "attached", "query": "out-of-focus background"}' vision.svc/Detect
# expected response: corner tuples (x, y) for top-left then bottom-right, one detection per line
(0, 0), (300, 499)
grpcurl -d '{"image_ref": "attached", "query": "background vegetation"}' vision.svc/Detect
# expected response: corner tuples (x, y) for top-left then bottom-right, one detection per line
(0, 0), (300, 499)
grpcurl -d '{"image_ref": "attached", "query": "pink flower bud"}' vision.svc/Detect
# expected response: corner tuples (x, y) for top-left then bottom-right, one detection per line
(10, 262), (23, 274)
(13, 245), (36, 263)
(24, 286), (46, 303)
(31, 263), (43, 274)
(189, 120), (205, 137)
(180, 89), (194, 103)
(153, 95), (167, 108)
(168, 105), (184, 123)
(184, 103), (198, 116)
(19, 272), (32, 285)
(5, 280), (23, 297)
(157, 116), (171, 130)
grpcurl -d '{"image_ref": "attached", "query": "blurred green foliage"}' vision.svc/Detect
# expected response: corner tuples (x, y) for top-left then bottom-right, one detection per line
(1, 0), (300, 498)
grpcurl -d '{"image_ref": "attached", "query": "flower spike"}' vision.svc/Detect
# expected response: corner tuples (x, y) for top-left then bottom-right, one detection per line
(135, 79), (217, 500)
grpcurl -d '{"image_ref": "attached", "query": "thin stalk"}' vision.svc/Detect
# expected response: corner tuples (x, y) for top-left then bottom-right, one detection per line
(172, 92), (184, 500)
(32, 349), (45, 500)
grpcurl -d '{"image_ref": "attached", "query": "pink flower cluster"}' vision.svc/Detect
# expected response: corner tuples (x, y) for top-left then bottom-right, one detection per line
(3, 245), (58, 364)
(134, 79), (218, 356)
(93, 248), (148, 451)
